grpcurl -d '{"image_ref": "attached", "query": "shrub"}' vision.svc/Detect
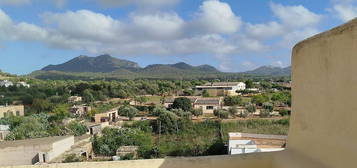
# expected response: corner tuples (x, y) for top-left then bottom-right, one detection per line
(260, 109), (271, 118)
(224, 96), (243, 106)
(246, 104), (256, 113)
(63, 154), (82, 163)
(262, 102), (274, 112)
(213, 109), (229, 119)
(279, 109), (291, 116)
(171, 97), (192, 111)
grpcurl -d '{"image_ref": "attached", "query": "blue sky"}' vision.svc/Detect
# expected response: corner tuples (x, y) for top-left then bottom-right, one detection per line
(0, 0), (355, 74)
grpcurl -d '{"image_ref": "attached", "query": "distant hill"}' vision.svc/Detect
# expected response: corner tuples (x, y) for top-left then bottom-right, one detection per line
(30, 55), (291, 80)
(244, 66), (291, 76)
(42, 54), (140, 73)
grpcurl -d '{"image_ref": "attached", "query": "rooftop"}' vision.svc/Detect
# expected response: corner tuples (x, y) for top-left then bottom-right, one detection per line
(0, 136), (72, 149)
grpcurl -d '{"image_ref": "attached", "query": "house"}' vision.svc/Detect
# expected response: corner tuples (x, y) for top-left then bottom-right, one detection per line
(164, 96), (223, 114)
(16, 82), (30, 88)
(0, 125), (10, 141)
(0, 105), (25, 118)
(228, 132), (287, 155)
(69, 105), (91, 116)
(0, 136), (74, 166)
(68, 96), (82, 103)
(94, 109), (118, 123)
(163, 96), (198, 108)
(196, 82), (246, 96)
(0, 80), (13, 87)
(87, 123), (102, 135)
(193, 97), (223, 114)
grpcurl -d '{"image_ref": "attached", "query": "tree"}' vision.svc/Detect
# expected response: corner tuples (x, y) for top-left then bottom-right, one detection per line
(213, 109), (229, 119)
(119, 106), (139, 121)
(83, 89), (94, 103)
(245, 79), (254, 88)
(251, 94), (270, 106)
(135, 96), (148, 105)
(224, 96), (243, 106)
(262, 102), (274, 112)
(31, 98), (52, 113)
(151, 106), (168, 116)
(202, 90), (210, 97)
(191, 108), (203, 117)
(260, 109), (271, 118)
(228, 106), (238, 117)
(67, 121), (87, 136)
(246, 104), (256, 113)
(157, 111), (179, 134)
(50, 104), (70, 122)
(171, 97), (192, 111)
(279, 109), (291, 116)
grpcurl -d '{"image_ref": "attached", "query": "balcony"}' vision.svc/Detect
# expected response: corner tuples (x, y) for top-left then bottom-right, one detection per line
(2, 18), (357, 168)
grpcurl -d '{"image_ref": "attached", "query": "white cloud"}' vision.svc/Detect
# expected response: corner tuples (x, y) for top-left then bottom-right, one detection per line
(96, 0), (179, 8)
(42, 10), (121, 42)
(190, 0), (242, 34)
(0, 0), (31, 6)
(270, 3), (322, 28)
(130, 12), (184, 40)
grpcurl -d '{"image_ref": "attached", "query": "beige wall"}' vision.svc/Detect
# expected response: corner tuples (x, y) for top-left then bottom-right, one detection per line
(0, 105), (24, 118)
(0, 136), (74, 166)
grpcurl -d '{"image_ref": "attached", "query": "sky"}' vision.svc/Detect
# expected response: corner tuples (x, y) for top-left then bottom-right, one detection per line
(0, 0), (356, 75)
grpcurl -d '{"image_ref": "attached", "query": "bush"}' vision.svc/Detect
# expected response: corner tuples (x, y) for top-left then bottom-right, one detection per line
(224, 96), (243, 106)
(63, 154), (82, 163)
(228, 106), (238, 117)
(260, 109), (271, 118)
(238, 111), (248, 118)
(262, 102), (274, 112)
(279, 109), (291, 116)
(119, 106), (139, 120)
(213, 109), (229, 119)
(67, 121), (87, 136)
(246, 104), (256, 113)
(171, 97), (192, 111)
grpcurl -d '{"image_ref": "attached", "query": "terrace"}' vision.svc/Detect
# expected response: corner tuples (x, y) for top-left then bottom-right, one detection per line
(2, 18), (357, 168)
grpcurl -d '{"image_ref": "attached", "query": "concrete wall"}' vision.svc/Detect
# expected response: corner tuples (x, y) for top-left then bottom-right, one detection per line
(274, 18), (357, 168)
(0, 143), (52, 166)
(47, 136), (74, 161)
(0, 136), (74, 166)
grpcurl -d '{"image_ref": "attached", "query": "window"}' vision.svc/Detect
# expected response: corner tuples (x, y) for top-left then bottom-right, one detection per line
(16, 111), (20, 116)
(206, 106), (214, 110)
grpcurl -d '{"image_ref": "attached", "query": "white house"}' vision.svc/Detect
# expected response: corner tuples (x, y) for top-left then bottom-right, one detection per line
(228, 132), (286, 155)
(0, 80), (13, 88)
(196, 82), (246, 96)
(16, 82), (30, 88)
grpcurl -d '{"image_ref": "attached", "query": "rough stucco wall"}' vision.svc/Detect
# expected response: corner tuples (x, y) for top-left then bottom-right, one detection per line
(0, 144), (52, 166)
(278, 19), (357, 168)
(48, 136), (74, 161)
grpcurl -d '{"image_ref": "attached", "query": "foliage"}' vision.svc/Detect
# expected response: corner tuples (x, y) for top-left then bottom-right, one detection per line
(118, 106), (139, 120)
(63, 154), (83, 163)
(67, 121), (87, 136)
(202, 90), (210, 97)
(279, 109), (291, 116)
(260, 109), (271, 118)
(171, 97), (192, 111)
(156, 111), (180, 134)
(251, 94), (270, 106)
(92, 128), (152, 158)
(191, 108), (203, 117)
(245, 79), (254, 88)
(224, 96), (243, 106)
(246, 104), (256, 113)
(262, 102), (274, 112)
(228, 106), (238, 117)
(213, 109), (229, 119)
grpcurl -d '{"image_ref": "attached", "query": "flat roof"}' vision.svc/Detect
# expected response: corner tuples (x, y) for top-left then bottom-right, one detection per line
(229, 132), (287, 140)
(196, 82), (245, 88)
(0, 136), (73, 149)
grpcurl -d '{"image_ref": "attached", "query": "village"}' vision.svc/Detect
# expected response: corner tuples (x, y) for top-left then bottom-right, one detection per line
(0, 79), (291, 166)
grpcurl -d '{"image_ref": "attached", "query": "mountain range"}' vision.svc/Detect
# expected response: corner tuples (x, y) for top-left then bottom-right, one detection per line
(30, 54), (291, 80)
